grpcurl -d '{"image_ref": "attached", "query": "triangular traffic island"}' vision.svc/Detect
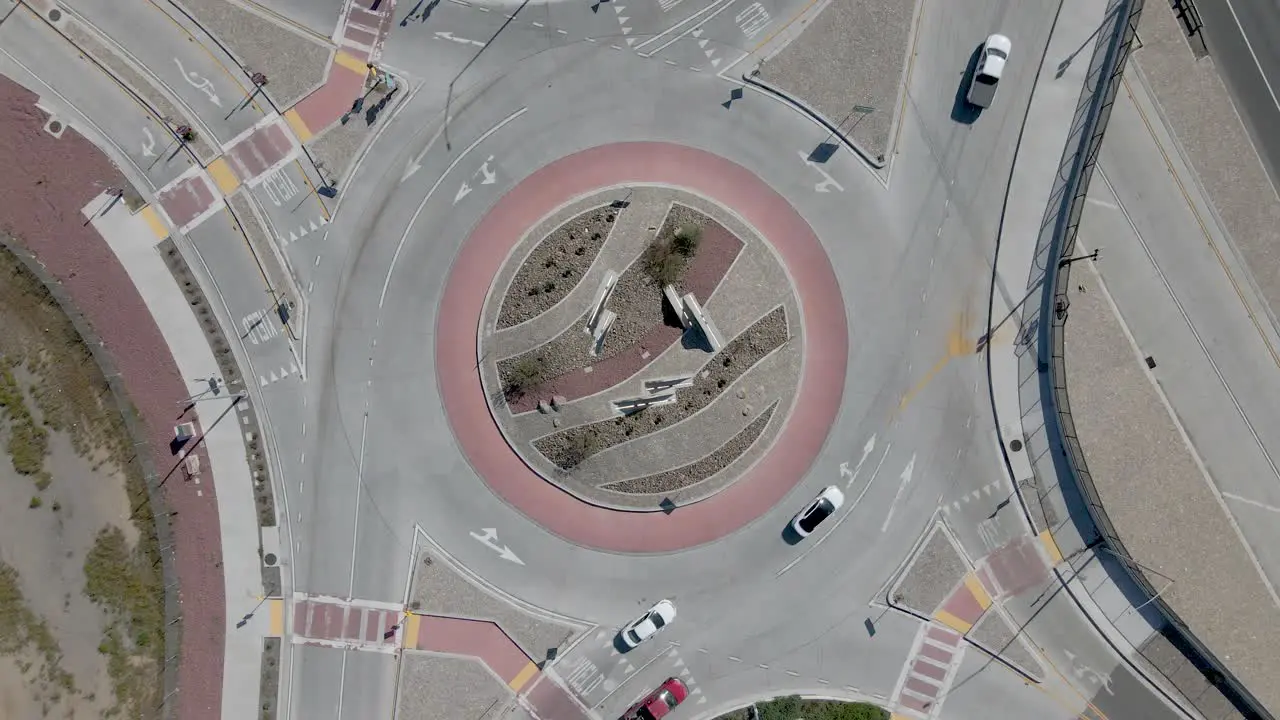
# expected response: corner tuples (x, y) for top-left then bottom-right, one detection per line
(887, 522), (968, 617)
(967, 606), (1045, 681)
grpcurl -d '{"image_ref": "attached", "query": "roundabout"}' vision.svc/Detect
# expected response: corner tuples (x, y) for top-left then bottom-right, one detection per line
(293, 21), (1080, 720)
(440, 141), (848, 549)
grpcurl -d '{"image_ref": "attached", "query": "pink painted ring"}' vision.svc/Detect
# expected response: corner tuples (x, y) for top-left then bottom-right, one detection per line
(436, 142), (848, 552)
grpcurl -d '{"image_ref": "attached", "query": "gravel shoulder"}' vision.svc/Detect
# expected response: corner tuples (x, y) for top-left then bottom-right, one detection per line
(408, 549), (588, 661)
(395, 653), (513, 720)
(753, 0), (920, 164)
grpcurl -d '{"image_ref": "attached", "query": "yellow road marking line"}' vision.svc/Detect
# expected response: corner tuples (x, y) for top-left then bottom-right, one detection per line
(932, 609), (973, 635)
(206, 156), (242, 195)
(508, 661), (539, 691)
(751, 0), (822, 53)
(139, 205), (170, 240)
(283, 109), (314, 143)
(402, 614), (421, 649)
(333, 50), (370, 77)
(963, 572), (992, 610)
(267, 598), (284, 637)
(1039, 529), (1064, 565)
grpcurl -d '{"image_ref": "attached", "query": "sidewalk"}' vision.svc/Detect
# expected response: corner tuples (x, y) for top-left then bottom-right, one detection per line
(88, 194), (270, 720)
(981, 0), (1210, 716)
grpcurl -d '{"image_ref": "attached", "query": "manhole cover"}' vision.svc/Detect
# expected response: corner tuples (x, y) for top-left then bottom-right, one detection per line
(263, 553), (277, 565)
(48, 8), (61, 21)
(47, 120), (63, 133)
(1010, 439), (1024, 452)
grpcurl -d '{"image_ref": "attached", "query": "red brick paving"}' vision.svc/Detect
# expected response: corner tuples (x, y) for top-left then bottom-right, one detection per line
(919, 642), (952, 663)
(507, 220), (744, 414)
(524, 674), (594, 720)
(983, 534), (1050, 599)
(937, 581), (986, 627)
(156, 174), (216, 229)
(224, 120), (295, 182)
(912, 660), (947, 681)
(0, 75), (223, 719)
(415, 616), (532, 682)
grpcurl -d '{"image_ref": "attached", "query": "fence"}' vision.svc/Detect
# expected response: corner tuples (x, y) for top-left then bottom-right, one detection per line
(1025, 0), (1273, 716)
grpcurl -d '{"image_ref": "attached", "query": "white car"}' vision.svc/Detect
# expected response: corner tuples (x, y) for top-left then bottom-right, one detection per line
(620, 599), (676, 649)
(790, 485), (845, 538)
(967, 33), (1012, 109)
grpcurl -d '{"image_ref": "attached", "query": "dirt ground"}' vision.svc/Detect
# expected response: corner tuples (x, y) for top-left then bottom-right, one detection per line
(0, 248), (162, 718)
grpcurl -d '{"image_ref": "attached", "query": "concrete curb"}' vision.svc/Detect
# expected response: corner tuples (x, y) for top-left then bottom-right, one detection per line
(740, 72), (887, 170)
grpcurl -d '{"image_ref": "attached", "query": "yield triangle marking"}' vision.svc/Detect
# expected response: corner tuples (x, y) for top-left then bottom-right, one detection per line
(621, 25), (631, 34)
(614, 4), (625, 11)
(690, 687), (703, 696)
(299, 226), (309, 237)
(705, 48), (715, 58)
(711, 57), (722, 67)
(280, 366), (291, 378)
(698, 38), (708, 48)
(260, 375), (268, 387)
(626, 37), (636, 45)
(269, 370), (279, 382)
(618, 15), (629, 23)
(289, 231), (298, 242)
(697, 697), (707, 705)
(680, 667), (692, 677)
(310, 219), (318, 231)
(290, 361), (300, 373)
(319, 216), (328, 225)
(673, 658), (685, 668)
(691, 28), (703, 37)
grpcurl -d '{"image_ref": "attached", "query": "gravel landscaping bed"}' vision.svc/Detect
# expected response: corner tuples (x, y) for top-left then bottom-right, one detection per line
(891, 524), (966, 615)
(497, 205), (617, 329)
(533, 306), (790, 469)
(497, 206), (744, 413)
(603, 402), (777, 494)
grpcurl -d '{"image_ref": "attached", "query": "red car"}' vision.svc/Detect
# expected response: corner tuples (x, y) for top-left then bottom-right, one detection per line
(619, 677), (688, 720)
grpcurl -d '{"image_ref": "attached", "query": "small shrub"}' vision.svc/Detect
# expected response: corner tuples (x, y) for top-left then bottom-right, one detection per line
(28, 496), (41, 509)
(542, 281), (556, 293)
(672, 223), (702, 256)
(644, 242), (684, 286)
(561, 432), (600, 469)
(505, 357), (545, 398)
(34, 471), (52, 491)
(527, 286), (541, 297)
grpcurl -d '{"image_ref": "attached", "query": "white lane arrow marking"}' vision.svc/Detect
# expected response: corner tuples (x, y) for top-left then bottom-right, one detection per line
(476, 155), (496, 185)
(454, 182), (472, 205)
(469, 528), (524, 564)
(141, 127), (157, 157)
(797, 150), (845, 193)
(844, 434), (876, 488)
(402, 119), (449, 182)
(880, 453), (915, 532)
(435, 31), (486, 47)
(174, 57), (222, 106)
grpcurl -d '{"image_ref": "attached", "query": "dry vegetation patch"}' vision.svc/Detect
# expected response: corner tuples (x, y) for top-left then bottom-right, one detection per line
(0, 245), (162, 718)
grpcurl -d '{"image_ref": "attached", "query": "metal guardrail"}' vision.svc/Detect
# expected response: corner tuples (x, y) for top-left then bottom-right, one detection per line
(1033, 0), (1273, 716)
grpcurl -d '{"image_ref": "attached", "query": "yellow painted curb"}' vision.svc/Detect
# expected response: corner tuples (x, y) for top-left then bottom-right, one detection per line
(933, 609), (973, 635)
(509, 661), (539, 692)
(284, 108), (314, 143)
(206, 156), (242, 196)
(963, 572), (992, 611)
(139, 205), (170, 240)
(1039, 529), (1064, 565)
(333, 50), (370, 76)
(402, 613), (421, 649)
(267, 598), (283, 637)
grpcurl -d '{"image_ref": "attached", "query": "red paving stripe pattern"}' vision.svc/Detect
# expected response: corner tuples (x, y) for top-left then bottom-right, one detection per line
(292, 598), (402, 651)
(436, 142), (848, 553)
(0, 76), (223, 718)
(505, 220), (744, 415)
(413, 615), (534, 683)
(892, 623), (965, 718)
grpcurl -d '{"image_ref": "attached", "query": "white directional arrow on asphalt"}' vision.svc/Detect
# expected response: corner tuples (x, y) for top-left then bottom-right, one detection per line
(454, 182), (472, 205)
(141, 127), (157, 157)
(880, 453), (915, 532)
(174, 57), (222, 106)
(435, 31), (486, 47)
(476, 156), (496, 185)
(843, 434), (876, 488)
(469, 528), (524, 564)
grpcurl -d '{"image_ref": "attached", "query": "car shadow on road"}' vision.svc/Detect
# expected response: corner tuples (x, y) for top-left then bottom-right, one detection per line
(951, 44), (985, 125)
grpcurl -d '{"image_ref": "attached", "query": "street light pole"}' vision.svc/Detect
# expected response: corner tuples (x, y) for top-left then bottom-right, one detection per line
(226, 72), (269, 120)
